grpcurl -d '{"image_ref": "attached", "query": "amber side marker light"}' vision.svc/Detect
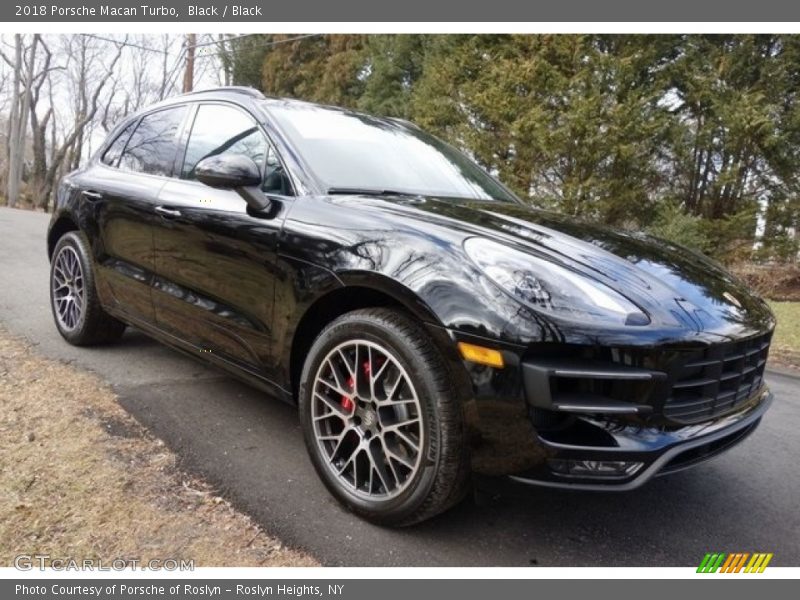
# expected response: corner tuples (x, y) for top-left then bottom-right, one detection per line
(457, 342), (505, 368)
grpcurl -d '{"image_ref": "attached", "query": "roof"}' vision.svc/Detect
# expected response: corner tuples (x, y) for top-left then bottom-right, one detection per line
(177, 86), (266, 100)
(121, 87), (416, 134)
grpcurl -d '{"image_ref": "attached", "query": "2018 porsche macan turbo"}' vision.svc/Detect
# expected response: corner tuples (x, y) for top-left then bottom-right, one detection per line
(48, 87), (775, 526)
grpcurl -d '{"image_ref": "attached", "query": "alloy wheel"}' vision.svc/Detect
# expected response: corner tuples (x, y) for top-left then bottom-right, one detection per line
(311, 339), (424, 500)
(52, 245), (85, 331)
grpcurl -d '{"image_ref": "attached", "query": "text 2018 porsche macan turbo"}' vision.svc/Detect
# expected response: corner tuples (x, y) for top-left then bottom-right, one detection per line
(47, 87), (775, 525)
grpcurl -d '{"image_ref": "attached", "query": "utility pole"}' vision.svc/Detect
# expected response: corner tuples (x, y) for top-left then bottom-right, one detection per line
(220, 34), (231, 86)
(182, 33), (196, 93)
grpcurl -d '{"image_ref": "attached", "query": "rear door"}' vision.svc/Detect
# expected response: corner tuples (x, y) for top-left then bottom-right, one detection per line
(82, 105), (190, 325)
(151, 102), (292, 377)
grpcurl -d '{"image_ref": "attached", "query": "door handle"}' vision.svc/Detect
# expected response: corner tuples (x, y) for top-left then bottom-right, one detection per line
(81, 190), (103, 202)
(155, 206), (182, 218)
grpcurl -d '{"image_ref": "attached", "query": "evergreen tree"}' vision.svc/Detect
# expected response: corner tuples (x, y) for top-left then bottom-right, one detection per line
(223, 33), (800, 263)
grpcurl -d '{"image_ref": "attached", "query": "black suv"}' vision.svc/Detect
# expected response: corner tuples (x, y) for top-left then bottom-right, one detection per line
(48, 87), (775, 525)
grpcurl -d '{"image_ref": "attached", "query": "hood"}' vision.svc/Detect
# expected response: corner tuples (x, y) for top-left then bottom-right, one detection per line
(370, 196), (775, 339)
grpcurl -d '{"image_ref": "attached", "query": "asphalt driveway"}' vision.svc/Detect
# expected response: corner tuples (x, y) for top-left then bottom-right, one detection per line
(1, 206), (798, 567)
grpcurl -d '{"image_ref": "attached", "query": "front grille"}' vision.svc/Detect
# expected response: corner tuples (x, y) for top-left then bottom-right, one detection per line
(664, 333), (771, 424)
(523, 332), (772, 428)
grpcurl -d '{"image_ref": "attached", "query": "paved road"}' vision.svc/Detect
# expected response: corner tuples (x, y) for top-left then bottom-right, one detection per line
(1, 206), (798, 567)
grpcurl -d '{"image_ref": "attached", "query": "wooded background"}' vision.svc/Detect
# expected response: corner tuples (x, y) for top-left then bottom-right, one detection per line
(3, 34), (800, 266)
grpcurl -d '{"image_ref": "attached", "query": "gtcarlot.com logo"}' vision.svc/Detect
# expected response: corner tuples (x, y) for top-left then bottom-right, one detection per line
(697, 552), (773, 573)
(14, 554), (194, 571)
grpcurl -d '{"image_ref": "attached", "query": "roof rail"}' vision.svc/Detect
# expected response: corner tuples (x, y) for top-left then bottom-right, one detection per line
(179, 86), (265, 99)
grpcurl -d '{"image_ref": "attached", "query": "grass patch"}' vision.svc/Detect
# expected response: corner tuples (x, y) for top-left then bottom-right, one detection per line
(0, 328), (316, 568)
(768, 301), (800, 370)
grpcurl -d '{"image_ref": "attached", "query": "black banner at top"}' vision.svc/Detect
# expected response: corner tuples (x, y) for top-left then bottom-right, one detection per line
(4, 0), (800, 22)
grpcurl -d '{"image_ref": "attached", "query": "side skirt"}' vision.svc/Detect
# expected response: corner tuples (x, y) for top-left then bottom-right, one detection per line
(104, 305), (295, 405)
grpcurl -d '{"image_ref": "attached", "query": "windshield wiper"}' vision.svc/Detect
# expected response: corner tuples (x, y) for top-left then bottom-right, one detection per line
(326, 187), (421, 197)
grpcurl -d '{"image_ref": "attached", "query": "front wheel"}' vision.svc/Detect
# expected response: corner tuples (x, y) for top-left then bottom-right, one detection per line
(298, 308), (470, 526)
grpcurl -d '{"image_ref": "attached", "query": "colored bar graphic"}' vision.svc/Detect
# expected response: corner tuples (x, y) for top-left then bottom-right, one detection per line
(715, 553), (727, 572)
(745, 554), (759, 572)
(734, 553), (750, 573)
(758, 553), (773, 572)
(697, 554), (713, 573)
(699, 552), (772, 573)
(721, 553), (738, 573)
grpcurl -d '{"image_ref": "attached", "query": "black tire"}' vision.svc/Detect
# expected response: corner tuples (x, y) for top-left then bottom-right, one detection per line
(298, 307), (470, 526)
(49, 231), (126, 346)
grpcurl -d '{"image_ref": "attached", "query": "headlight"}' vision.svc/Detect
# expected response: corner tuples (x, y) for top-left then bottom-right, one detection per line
(464, 237), (649, 326)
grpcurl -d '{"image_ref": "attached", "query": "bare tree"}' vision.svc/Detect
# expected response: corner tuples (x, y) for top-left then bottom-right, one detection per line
(28, 35), (57, 209)
(0, 66), (9, 189)
(2, 34), (46, 208)
(218, 34), (232, 86)
(183, 33), (196, 92)
(4, 35), (23, 207)
(36, 35), (126, 209)
(102, 34), (180, 130)
(158, 35), (182, 100)
(1, 33), (220, 210)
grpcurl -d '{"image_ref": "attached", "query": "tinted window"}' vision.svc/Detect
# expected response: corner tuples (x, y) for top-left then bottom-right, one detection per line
(101, 120), (136, 167)
(183, 104), (291, 195)
(262, 145), (292, 195)
(119, 106), (188, 176)
(182, 104), (268, 179)
(266, 103), (516, 202)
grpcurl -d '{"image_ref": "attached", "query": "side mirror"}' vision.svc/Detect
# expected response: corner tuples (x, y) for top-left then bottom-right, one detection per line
(195, 154), (270, 211)
(195, 154), (261, 188)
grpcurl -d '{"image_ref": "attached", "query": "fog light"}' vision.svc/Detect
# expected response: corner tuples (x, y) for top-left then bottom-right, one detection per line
(548, 459), (643, 478)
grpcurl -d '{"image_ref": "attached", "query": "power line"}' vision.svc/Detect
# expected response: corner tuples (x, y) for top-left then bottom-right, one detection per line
(193, 33), (324, 59)
(190, 33), (259, 49)
(81, 32), (322, 57)
(81, 33), (170, 55)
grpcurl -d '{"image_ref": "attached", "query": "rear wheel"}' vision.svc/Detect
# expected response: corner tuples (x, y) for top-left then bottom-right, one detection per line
(50, 232), (126, 346)
(299, 308), (470, 526)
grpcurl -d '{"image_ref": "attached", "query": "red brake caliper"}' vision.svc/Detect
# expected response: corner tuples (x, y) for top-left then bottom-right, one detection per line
(340, 359), (378, 412)
(341, 376), (355, 412)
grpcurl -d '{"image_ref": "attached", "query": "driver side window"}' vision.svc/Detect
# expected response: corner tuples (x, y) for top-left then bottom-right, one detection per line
(182, 103), (292, 195)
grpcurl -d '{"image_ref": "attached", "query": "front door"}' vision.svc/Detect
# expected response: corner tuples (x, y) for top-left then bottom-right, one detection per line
(151, 102), (291, 377)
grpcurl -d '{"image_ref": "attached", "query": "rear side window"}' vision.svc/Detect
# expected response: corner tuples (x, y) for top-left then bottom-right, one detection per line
(181, 104), (268, 180)
(101, 121), (136, 167)
(119, 106), (188, 177)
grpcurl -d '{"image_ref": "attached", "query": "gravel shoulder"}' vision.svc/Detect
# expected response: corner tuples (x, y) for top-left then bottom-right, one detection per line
(0, 326), (316, 568)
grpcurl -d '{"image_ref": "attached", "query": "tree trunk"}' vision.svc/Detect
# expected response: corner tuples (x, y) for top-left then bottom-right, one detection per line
(28, 35), (52, 209)
(183, 33), (196, 92)
(29, 106), (51, 209)
(6, 35), (23, 207)
(219, 34), (231, 85)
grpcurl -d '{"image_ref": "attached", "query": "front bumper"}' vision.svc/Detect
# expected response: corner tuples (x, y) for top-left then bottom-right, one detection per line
(440, 326), (775, 491)
(507, 388), (771, 491)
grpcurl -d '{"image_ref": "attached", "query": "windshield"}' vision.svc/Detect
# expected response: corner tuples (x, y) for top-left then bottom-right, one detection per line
(266, 102), (517, 202)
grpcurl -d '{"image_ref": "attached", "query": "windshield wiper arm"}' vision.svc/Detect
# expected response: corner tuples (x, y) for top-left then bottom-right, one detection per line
(326, 187), (420, 197)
